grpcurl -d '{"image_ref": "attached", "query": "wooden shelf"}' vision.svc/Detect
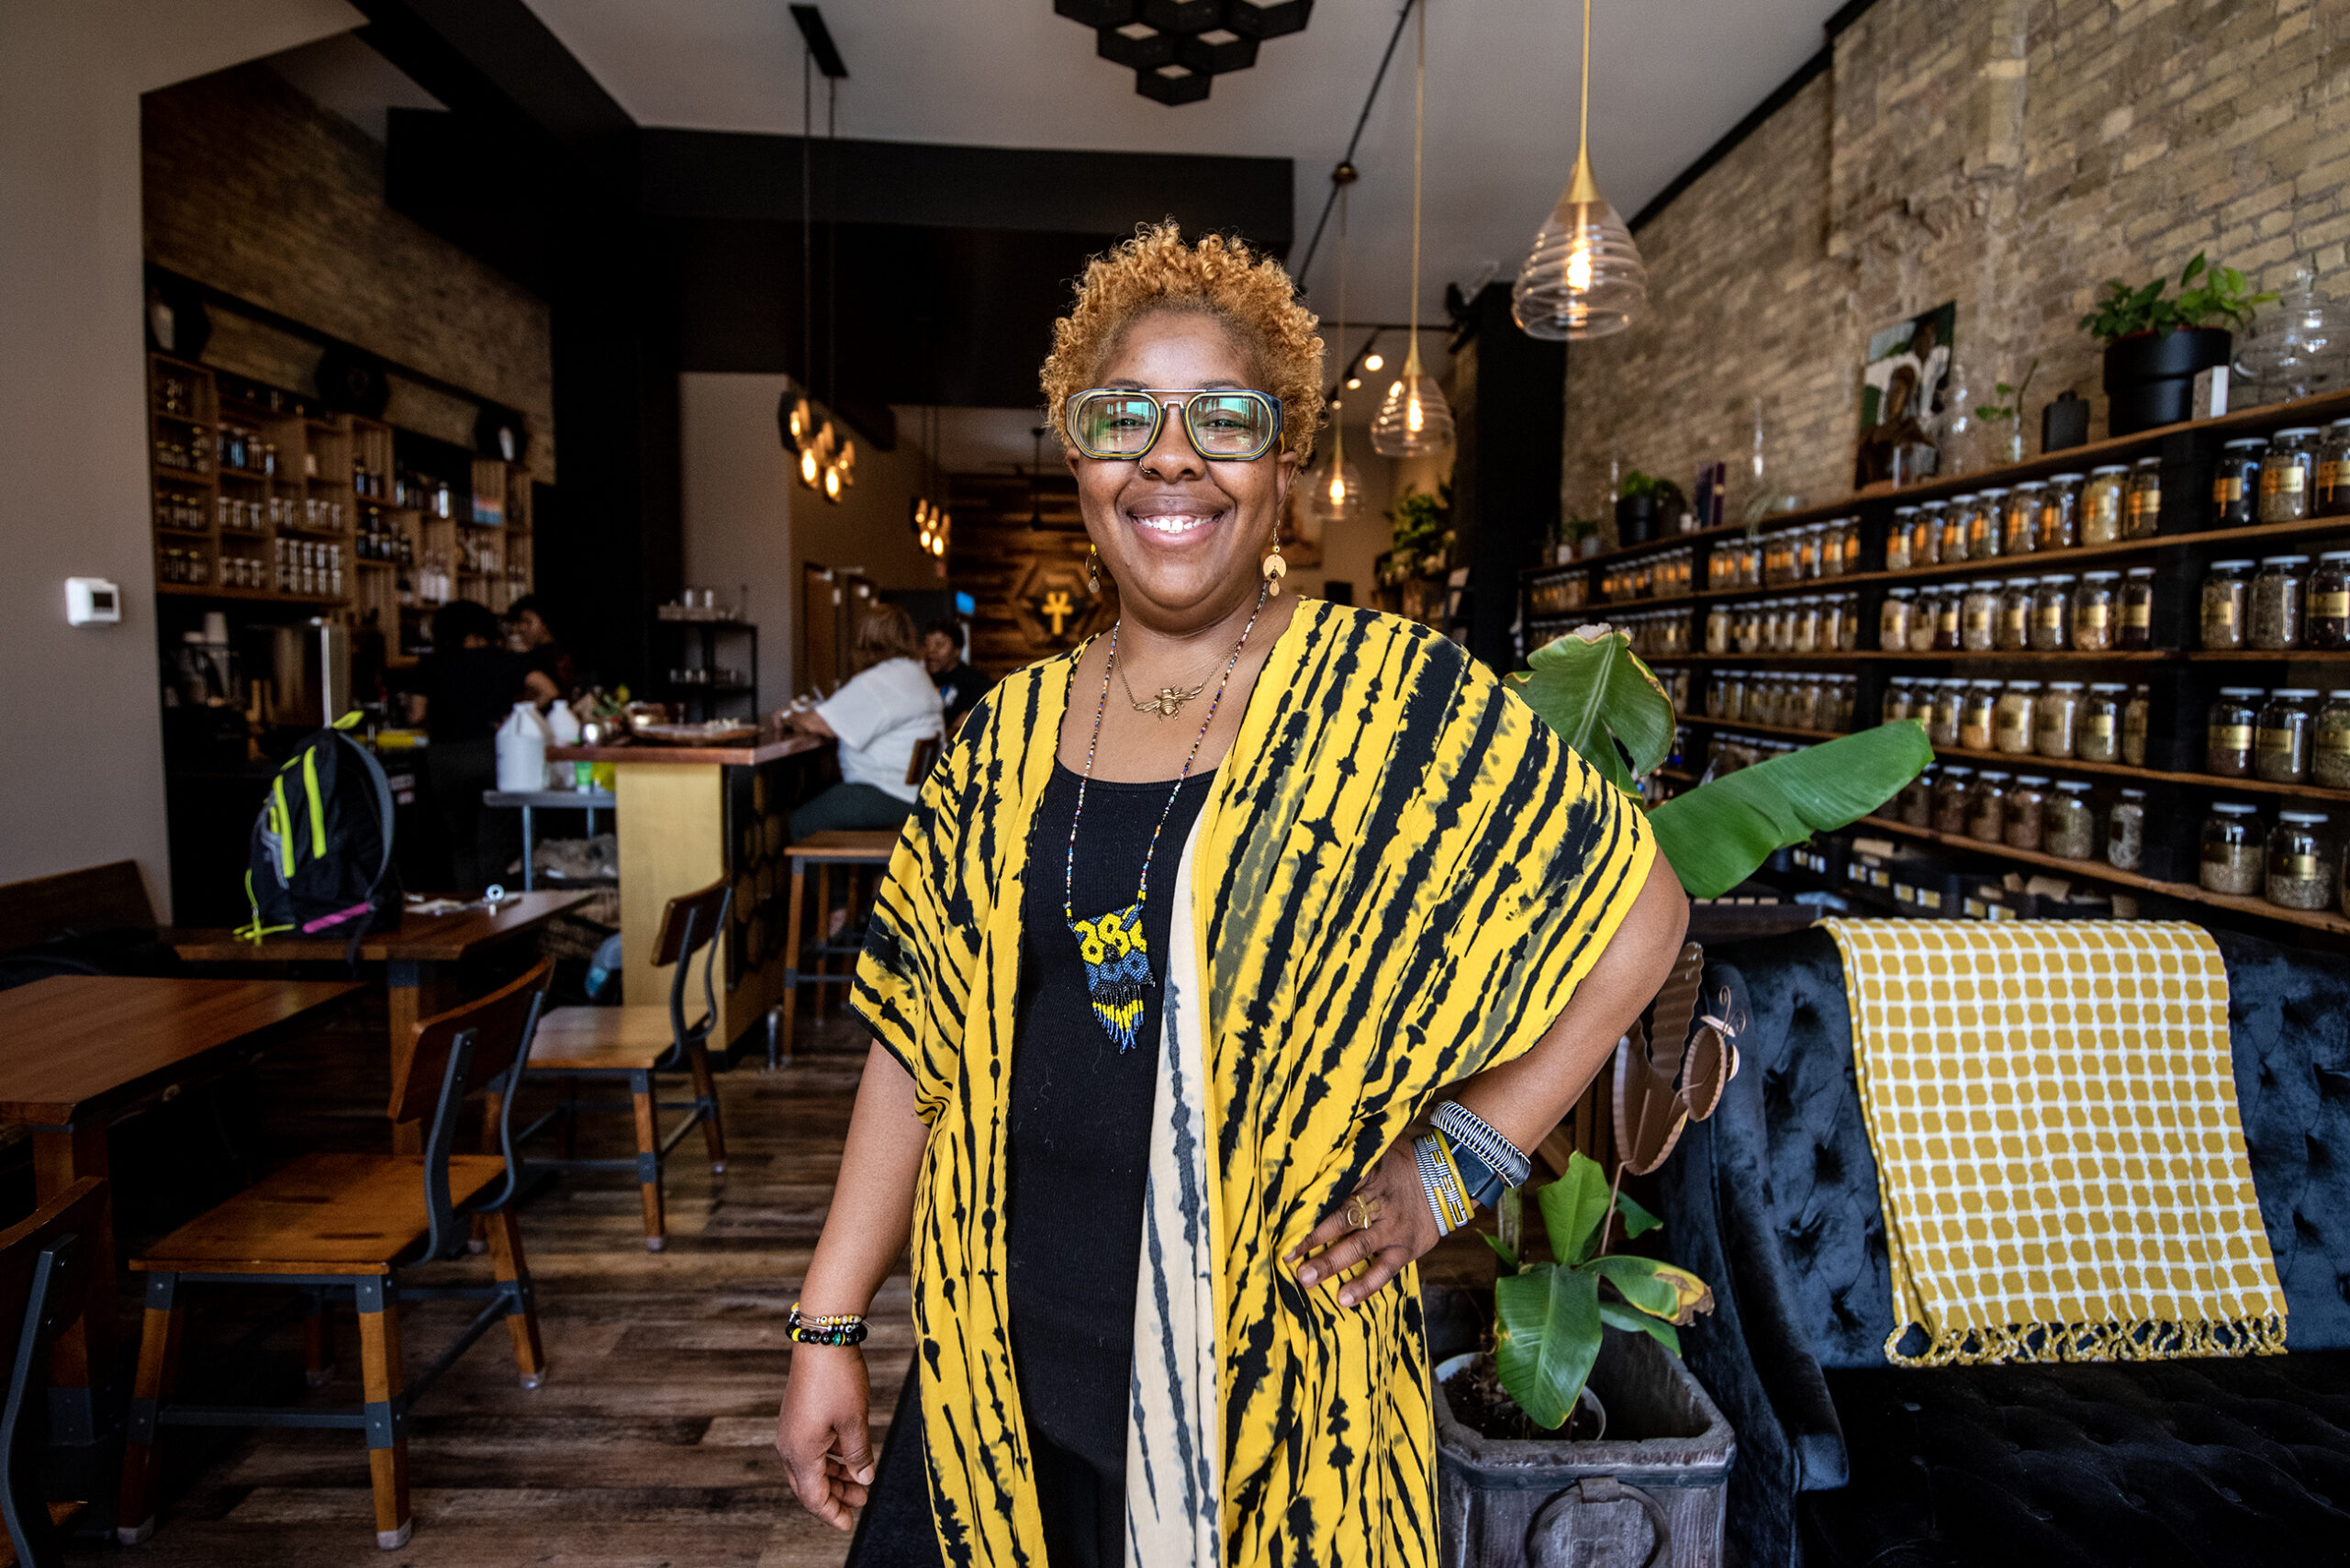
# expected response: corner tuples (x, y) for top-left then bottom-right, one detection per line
(1913, 741), (2350, 804)
(1654, 650), (2175, 665)
(1680, 716), (1852, 743)
(156, 583), (346, 607)
(1855, 814), (2350, 937)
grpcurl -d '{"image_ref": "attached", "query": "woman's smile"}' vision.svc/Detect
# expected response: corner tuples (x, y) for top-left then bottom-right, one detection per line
(1122, 491), (1231, 544)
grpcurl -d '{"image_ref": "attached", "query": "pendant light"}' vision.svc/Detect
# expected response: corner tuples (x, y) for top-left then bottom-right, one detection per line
(1510, 0), (1647, 341)
(1371, 0), (1453, 457)
(1312, 180), (1364, 531)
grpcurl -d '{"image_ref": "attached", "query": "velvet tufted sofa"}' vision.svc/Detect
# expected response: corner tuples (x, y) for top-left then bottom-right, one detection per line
(1652, 926), (2350, 1568)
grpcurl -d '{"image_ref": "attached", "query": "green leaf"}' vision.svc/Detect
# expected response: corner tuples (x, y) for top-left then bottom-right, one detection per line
(1587, 1253), (1718, 1324)
(1647, 721), (1933, 899)
(1599, 1300), (1683, 1354)
(1482, 1230), (1520, 1273)
(2181, 252), (2208, 284)
(1613, 1189), (1662, 1238)
(1515, 630), (1676, 795)
(1536, 1153), (1616, 1265)
(1494, 1262), (1604, 1430)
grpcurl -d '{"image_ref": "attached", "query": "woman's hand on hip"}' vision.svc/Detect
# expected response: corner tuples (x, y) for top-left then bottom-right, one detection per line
(1284, 1135), (1442, 1310)
(776, 1344), (874, 1530)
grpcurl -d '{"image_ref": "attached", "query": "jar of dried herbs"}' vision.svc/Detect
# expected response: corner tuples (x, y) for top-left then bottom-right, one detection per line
(1898, 769), (1934, 827)
(1962, 581), (2000, 651)
(1960, 680), (1999, 751)
(2048, 782), (2098, 860)
(1998, 577), (2036, 651)
(2071, 571), (2121, 652)
(2255, 688), (2318, 784)
(1883, 677), (1916, 724)
(2030, 576), (2075, 652)
(2119, 566), (2155, 650)
(2208, 687), (2264, 778)
(1913, 502), (1946, 568)
(2319, 420), (2350, 517)
(2214, 437), (2266, 527)
(2004, 483), (2043, 556)
(1969, 772), (2009, 843)
(1996, 681), (2041, 755)
(2202, 559), (2255, 650)
(2317, 691), (2350, 790)
(1939, 502), (1967, 566)
(1932, 767), (1975, 834)
(2123, 456), (2163, 539)
(1932, 588), (1963, 652)
(2267, 812), (2337, 911)
(2080, 465), (2129, 545)
(2039, 474), (2083, 552)
(1928, 678), (1965, 749)
(2250, 554), (2309, 651)
(2201, 803), (2264, 895)
(2108, 790), (2146, 871)
(2122, 683), (2152, 767)
(2079, 683), (2127, 763)
(2260, 428), (2322, 524)
(2037, 680), (2086, 758)
(1886, 508), (1917, 571)
(2007, 777), (2049, 851)
(1969, 489), (2007, 560)
(2307, 551), (2350, 650)
(1880, 588), (1916, 653)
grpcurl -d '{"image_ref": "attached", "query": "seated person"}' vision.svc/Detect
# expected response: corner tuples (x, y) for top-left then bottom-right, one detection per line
(779, 606), (945, 840)
(923, 616), (991, 728)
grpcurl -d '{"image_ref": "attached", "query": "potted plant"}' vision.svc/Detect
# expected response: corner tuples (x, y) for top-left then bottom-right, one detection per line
(2080, 252), (2275, 436)
(1613, 470), (1686, 546)
(1427, 629), (1932, 1565)
(1973, 358), (2038, 467)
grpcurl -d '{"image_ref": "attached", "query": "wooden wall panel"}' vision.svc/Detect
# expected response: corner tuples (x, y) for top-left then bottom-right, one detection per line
(947, 474), (1116, 678)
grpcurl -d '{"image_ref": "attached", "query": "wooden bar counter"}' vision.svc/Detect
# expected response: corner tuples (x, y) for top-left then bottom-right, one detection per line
(551, 724), (826, 1052)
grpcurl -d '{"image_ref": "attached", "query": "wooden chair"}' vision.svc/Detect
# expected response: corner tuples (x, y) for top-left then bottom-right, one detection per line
(514, 879), (730, 1252)
(118, 961), (554, 1552)
(0, 1179), (105, 1568)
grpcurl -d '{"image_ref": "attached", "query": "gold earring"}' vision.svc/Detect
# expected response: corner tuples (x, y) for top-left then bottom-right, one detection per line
(1261, 537), (1287, 597)
(1088, 545), (1102, 594)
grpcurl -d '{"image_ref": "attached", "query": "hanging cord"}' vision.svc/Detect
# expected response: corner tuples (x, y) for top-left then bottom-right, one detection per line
(1405, 0), (1425, 367)
(1580, 0), (1593, 155)
(1295, 0), (1418, 286)
(826, 76), (840, 414)
(800, 48), (812, 400)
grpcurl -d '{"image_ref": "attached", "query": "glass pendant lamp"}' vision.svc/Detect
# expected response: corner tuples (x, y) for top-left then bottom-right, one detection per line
(1371, 2), (1454, 457)
(1511, 0), (1647, 341)
(1318, 424), (1364, 530)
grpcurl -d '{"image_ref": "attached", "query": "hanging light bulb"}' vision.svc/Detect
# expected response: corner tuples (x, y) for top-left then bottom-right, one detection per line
(1362, 352), (1383, 373)
(787, 397), (813, 449)
(1371, 4), (1455, 457)
(799, 444), (820, 487)
(822, 461), (843, 502)
(1512, 0), (1647, 341)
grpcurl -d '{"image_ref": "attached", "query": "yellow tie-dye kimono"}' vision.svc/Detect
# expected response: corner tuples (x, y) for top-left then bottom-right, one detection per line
(853, 600), (1654, 1568)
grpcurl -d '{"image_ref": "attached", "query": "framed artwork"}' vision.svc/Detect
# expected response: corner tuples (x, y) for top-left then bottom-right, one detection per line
(1860, 302), (1956, 439)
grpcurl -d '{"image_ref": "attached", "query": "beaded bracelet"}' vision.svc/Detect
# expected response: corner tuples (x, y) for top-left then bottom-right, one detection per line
(1432, 1101), (1533, 1193)
(1414, 1133), (1474, 1237)
(787, 1304), (869, 1347)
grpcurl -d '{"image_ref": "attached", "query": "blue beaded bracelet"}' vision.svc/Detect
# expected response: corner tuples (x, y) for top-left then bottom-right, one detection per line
(788, 1304), (868, 1347)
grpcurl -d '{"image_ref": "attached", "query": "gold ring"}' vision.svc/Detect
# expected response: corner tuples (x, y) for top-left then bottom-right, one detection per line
(1344, 1194), (1382, 1231)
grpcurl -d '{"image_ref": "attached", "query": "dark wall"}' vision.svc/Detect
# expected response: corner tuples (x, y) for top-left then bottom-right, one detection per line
(1451, 282), (1563, 666)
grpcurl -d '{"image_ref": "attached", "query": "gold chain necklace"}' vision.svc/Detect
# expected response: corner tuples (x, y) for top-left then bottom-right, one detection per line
(1116, 653), (1214, 720)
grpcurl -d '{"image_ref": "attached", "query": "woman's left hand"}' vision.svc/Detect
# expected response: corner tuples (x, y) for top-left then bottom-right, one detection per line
(1284, 1135), (1443, 1310)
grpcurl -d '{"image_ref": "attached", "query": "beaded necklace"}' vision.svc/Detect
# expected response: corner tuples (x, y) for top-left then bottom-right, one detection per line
(1064, 581), (1267, 1051)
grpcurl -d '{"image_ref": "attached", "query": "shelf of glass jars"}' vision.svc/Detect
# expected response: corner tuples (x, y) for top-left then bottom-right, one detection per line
(155, 581), (345, 607)
(1914, 741), (2350, 806)
(1675, 716), (1851, 744)
(1648, 651), (2177, 664)
(1855, 813), (2350, 938)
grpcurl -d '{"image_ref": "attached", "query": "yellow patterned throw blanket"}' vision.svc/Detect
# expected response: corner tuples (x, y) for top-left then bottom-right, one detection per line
(1819, 919), (2287, 1367)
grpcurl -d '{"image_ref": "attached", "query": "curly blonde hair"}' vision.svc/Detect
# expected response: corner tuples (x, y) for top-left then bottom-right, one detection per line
(1042, 222), (1325, 463)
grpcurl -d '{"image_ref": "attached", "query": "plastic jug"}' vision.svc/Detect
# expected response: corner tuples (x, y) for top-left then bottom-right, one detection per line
(545, 701), (582, 747)
(495, 700), (551, 792)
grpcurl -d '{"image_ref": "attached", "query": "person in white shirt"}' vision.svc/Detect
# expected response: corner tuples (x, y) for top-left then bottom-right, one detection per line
(778, 605), (946, 840)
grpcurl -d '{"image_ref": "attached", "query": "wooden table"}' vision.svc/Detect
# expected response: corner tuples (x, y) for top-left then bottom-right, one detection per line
(170, 891), (591, 1149)
(0, 977), (360, 1456)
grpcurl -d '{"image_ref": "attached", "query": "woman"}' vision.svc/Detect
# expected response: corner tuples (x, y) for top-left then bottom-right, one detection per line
(781, 605), (946, 840)
(504, 592), (575, 702)
(774, 225), (1686, 1568)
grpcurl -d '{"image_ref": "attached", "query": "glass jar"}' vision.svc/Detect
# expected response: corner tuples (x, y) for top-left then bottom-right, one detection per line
(2255, 688), (2318, 784)
(2308, 551), (2350, 650)
(2004, 482), (2044, 556)
(2318, 690), (2350, 790)
(1705, 603), (1733, 655)
(2320, 420), (2350, 517)
(2119, 566), (2155, 650)
(1960, 680), (1999, 751)
(1719, 672), (1749, 723)
(2202, 559), (2255, 650)
(2214, 437), (2266, 527)
(1883, 678), (1916, 724)
(1839, 593), (1862, 652)
(2048, 782), (2097, 860)
(2071, 571), (2121, 652)
(1998, 577), (2036, 651)
(2109, 790), (2146, 871)
(1886, 509), (1917, 571)
(1995, 681), (2041, 755)
(1787, 677), (1820, 732)
(1898, 769), (1934, 827)
(1762, 603), (1787, 654)
(2260, 427), (2322, 524)
(1704, 673), (1729, 718)
(1968, 489), (2006, 560)
(1913, 502), (1945, 568)
(1841, 522), (1863, 577)
(1969, 773), (2010, 843)
(2079, 683), (2126, 763)
(1909, 588), (1942, 653)
(1735, 604), (1762, 655)
(2123, 455), (2163, 539)
(1753, 677), (1783, 728)
(1820, 595), (1847, 656)
(1961, 580), (2000, 651)
(1832, 675), (1859, 731)
(1938, 502), (1967, 567)
(2208, 687), (2264, 778)
(2080, 465), (2129, 544)
(2006, 778), (2049, 851)
(2201, 803), (2265, 895)
(2038, 474), (2082, 552)
(1932, 767), (1975, 834)
(2030, 576), (2075, 651)
(1880, 588), (1916, 653)
(1793, 597), (1822, 654)
(2250, 554), (2309, 651)
(2037, 680), (2085, 758)
(1794, 528), (1822, 583)
(1927, 678), (1964, 748)
(1931, 588), (1962, 652)
(2268, 812), (2338, 911)
(2122, 684), (2152, 767)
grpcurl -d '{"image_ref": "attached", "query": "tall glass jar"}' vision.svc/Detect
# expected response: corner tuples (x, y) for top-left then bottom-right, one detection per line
(2004, 482), (2044, 556)
(2308, 551), (2350, 650)
(2071, 571), (2121, 652)
(1969, 773), (2010, 843)
(2250, 554), (2309, 651)
(1821, 595), (1847, 655)
(1839, 592), (1862, 651)
(1720, 672), (1749, 722)
(2079, 683), (2127, 762)
(1898, 768), (1934, 827)
(2255, 688), (2318, 784)
(2209, 688), (2264, 778)
(1938, 501), (1967, 566)
(2267, 812), (2338, 911)
(1794, 528), (1822, 583)
(1883, 678), (1916, 724)
(2119, 566), (2155, 650)
(2123, 455), (2163, 539)
(1886, 508), (1918, 571)
(2200, 803), (2264, 895)
(2109, 789), (2146, 871)
(1913, 502), (1945, 568)
(2318, 690), (2350, 790)
(1932, 767), (1975, 834)
(1704, 671), (1729, 718)
(2214, 437), (2266, 527)
(1879, 588), (1915, 654)
(1841, 521), (1863, 577)
(1996, 681), (2041, 755)
(1833, 674), (1859, 730)
(2030, 576), (2075, 651)
(2080, 465), (2129, 544)
(2202, 560), (2255, 650)
(2048, 782), (2098, 860)
(2320, 420), (2350, 517)
(2260, 427), (2322, 524)
(1998, 577), (2036, 651)
(1706, 603), (1733, 655)
(1968, 489), (2006, 560)
(1734, 604), (1762, 655)
(1793, 596), (1822, 654)
(1788, 677), (1821, 732)
(1962, 581), (2001, 651)
(2007, 778), (2049, 850)
(2122, 683), (2152, 767)
(1908, 588), (1941, 653)
(1927, 678), (1964, 748)
(1932, 587), (1963, 652)
(2037, 680), (2085, 758)
(1960, 680), (1999, 751)
(2038, 474), (2083, 552)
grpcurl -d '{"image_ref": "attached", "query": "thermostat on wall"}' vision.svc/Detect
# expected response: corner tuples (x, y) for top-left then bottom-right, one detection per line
(66, 577), (122, 626)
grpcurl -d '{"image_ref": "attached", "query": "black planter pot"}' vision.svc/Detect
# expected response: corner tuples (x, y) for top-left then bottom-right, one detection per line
(2101, 326), (2232, 437)
(1615, 495), (1658, 546)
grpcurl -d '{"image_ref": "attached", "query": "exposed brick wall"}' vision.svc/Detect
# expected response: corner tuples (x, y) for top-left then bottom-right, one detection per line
(1563, 0), (2350, 532)
(142, 62), (555, 477)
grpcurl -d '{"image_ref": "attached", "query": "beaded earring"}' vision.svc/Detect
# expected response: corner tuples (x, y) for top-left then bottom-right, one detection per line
(1262, 537), (1287, 597)
(1089, 545), (1102, 595)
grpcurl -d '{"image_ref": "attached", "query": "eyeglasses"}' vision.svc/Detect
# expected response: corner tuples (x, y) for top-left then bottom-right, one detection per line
(1065, 387), (1284, 463)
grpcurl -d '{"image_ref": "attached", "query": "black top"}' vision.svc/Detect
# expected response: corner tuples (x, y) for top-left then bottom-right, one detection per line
(931, 661), (991, 720)
(420, 646), (528, 741)
(522, 641), (574, 698)
(1006, 759), (1215, 1568)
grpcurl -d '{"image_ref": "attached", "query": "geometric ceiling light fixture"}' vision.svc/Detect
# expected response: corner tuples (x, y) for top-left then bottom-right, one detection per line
(1510, 0), (1647, 341)
(1370, 0), (1454, 458)
(782, 5), (856, 502)
(1053, 0), (1314, 105)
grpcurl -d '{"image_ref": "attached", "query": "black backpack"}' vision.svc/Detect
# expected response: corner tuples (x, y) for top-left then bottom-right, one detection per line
(238, 713), (399, 950)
